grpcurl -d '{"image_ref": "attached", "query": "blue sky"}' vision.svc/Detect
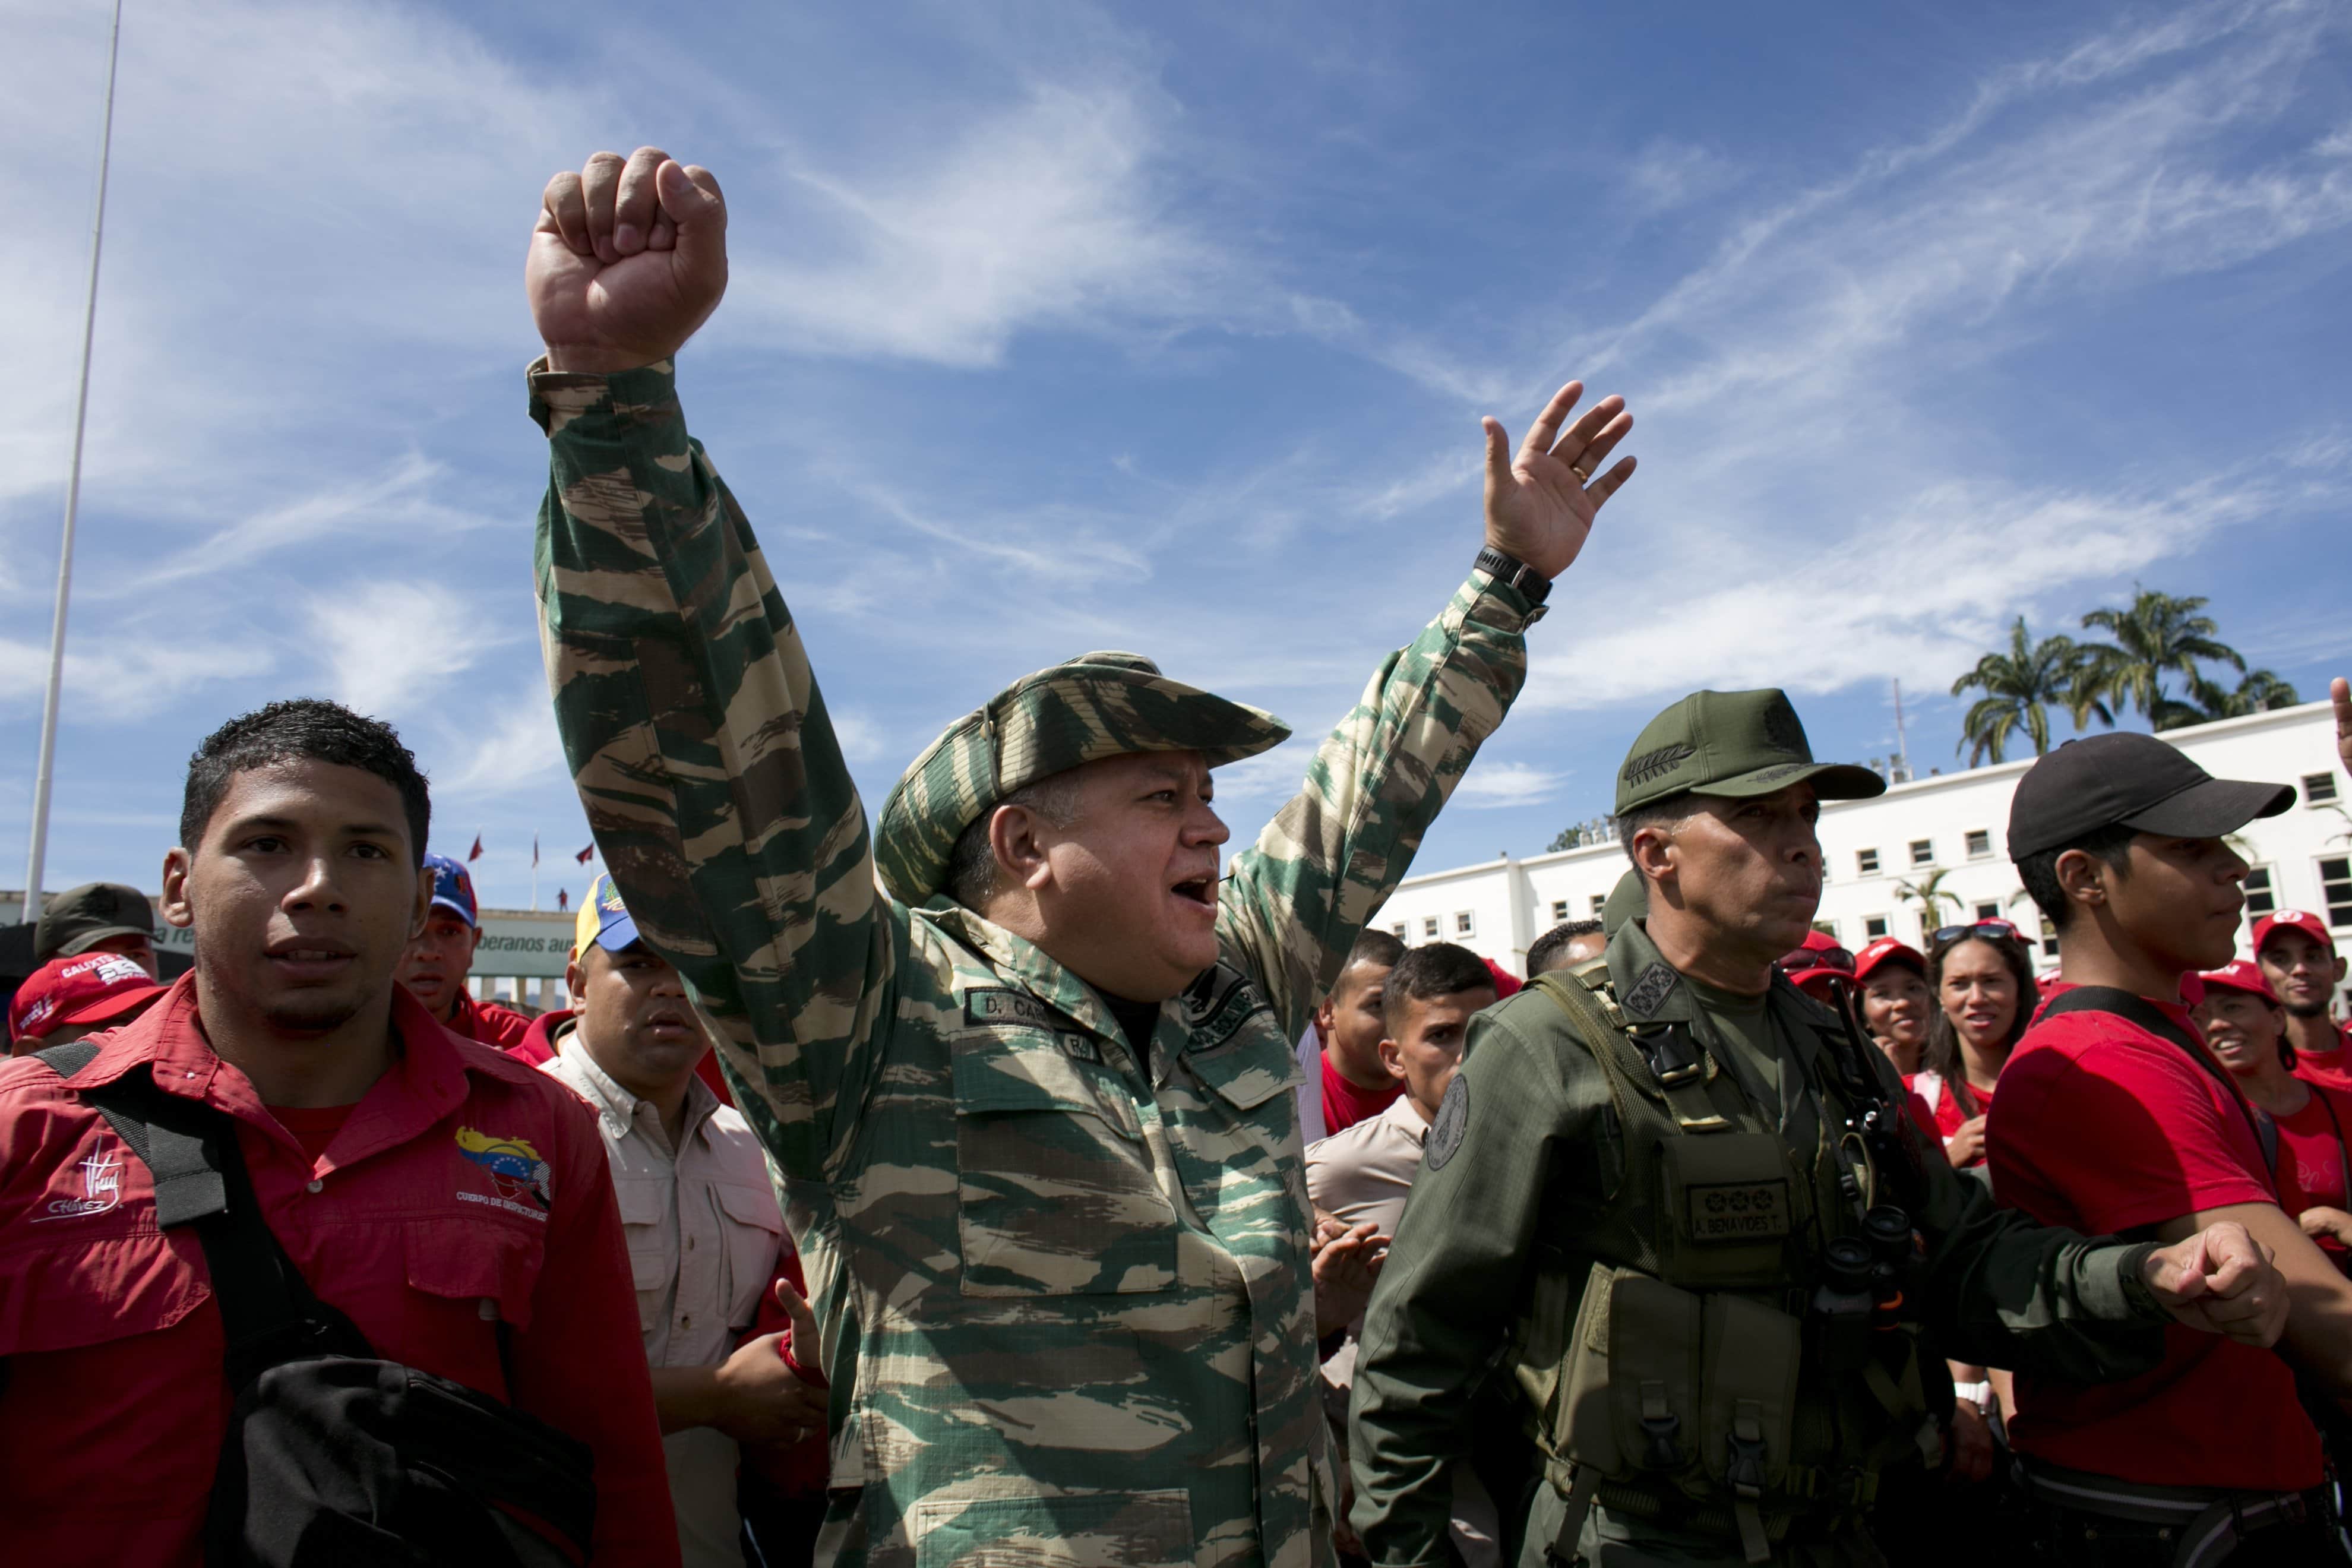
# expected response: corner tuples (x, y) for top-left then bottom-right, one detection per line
(5, 0), (2348, 909)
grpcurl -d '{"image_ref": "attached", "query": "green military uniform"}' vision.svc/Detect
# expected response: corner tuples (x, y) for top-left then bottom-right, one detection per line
(529, 360), (1546, 1568)
(1348, 691), (2176, 1568)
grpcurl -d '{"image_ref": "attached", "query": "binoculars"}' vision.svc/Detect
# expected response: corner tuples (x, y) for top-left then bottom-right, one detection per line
(1809, 1205), (1914, 1373)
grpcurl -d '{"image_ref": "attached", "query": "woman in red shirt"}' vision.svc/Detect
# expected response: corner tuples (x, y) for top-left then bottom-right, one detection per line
(2194, 959), (2352, 1272)
(1905, 921), (2034, 1169)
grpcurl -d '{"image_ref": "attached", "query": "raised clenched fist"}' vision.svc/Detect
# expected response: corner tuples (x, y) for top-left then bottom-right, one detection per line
(528, 147), (728, 374)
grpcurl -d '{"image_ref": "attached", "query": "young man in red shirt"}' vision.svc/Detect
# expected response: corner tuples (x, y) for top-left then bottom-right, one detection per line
(1307, 927), (1408, 1139)
(395, 852), (533, 1050)
(2255, 909), (2352, 1090)
(1989, 680), (2352, 1565)
(0, 698), (676, 1566)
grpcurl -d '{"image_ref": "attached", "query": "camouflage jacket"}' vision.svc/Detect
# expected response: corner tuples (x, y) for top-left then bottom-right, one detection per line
(529, 361), (1542, 1568)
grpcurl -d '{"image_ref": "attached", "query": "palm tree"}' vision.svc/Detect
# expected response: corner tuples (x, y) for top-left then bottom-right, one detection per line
(2168, 668), (2301, 728)
(1895, 868), (1961, 932)
(2075, 587), (2246, 728)
(1950, 617), (2107, 764)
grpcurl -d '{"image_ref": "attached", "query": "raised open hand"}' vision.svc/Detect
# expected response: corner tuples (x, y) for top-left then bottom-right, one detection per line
(529, 147), (728, 374)
(1482, 380), (1636, 581)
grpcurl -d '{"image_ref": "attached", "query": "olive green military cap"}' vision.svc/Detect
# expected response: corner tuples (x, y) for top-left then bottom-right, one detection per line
(1615, 688), (1885, 815)
(33, 881), (156, 963)
(874, 651), (1292, 905)
(1601, 867), (1647, 936)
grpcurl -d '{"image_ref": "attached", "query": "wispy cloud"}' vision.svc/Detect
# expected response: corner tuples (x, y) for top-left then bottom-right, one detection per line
(305, 580), (511, 719)
(1452, 760), (1567, 808)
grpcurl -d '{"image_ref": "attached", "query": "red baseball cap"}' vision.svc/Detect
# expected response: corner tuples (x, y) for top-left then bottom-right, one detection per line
(1851, 937), (1925, 983)
(2252, 910), (2335, 959)
(10, 952), (167, 1044)
(1778, 929), (1856, 989)
(2198, 959), (2279, 1006)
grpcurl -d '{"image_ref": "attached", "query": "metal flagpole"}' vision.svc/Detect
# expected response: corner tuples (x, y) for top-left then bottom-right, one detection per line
(23, 0), (127, 926)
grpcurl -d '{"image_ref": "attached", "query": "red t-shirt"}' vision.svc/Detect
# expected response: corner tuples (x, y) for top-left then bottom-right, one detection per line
(1986, 982), (2319, 1490)
(1901, 1071), (1984, 1165)
(0, 976), (680, 1566)
(2275, 1085), (2352, 1263)
(2293, 1025), (2352, 1093)
(1321, 1052), (1403, 1137)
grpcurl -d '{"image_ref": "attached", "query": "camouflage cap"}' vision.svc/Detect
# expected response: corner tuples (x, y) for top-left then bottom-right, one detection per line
(874, 652), (1292, 905)
(1614, 688), (1885, 815)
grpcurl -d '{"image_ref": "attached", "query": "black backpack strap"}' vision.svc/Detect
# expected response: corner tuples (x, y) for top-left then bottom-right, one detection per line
(32, 1044), (371, 1380)
(2040, 986), (2281, 1196)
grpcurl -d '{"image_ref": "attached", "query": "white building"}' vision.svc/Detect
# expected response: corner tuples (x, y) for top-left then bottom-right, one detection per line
(1377, 700), (2352, 979)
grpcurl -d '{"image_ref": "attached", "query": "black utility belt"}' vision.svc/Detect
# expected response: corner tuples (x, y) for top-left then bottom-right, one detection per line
(2012, 1456), (2330, 1567)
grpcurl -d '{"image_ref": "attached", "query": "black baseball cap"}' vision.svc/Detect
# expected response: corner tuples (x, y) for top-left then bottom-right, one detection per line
(2006, 732), (2293, 862)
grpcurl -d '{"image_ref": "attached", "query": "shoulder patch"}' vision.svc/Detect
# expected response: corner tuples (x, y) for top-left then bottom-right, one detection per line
(1425, 1075), (1470, 1170)
(1621, 962), (1678, 1019)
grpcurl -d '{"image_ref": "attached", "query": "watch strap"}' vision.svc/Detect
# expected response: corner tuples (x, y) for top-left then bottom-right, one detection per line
(1474, 545), (1551, 606)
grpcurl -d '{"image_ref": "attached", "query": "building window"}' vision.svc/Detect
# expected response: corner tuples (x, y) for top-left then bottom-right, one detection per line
(1422, 916), (1439, 940)
(2038, 916), (2059, 958)
(1455, 911), (1475, 936)
(1965, 829), (1991, 859)
(2321, 858), (2352, 930)
(1813, 919), (1838, 939)
(2244, 866), (2276, 924)
(1591, 893), (1607, 916)
(1864, 915), (1889, 939)
(1974, 901), (2000, 922)
(1391, 922), (1407, 940)
(2307, 772), (2342, 806)
(1909, 839), (1934, 868)
(1857, 848), (1879, 875)
(1551, 899), (1570, 922)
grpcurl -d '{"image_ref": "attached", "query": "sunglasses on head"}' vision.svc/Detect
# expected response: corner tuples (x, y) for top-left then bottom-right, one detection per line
(1932, 919), (2021, 946)
(1778, 946), (1855, 975)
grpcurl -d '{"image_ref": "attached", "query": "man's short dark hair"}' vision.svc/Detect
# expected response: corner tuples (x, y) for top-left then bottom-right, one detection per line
(944, 772), (1084, 911)
(1383, 941), (1497, 1032)
(1342, 927), (1405, 973)
(182, 699), (431, 861)
(1616, 796), (1689, 869)
(2014, 821), (2136, 932)
(1526, 919), (1604, 976)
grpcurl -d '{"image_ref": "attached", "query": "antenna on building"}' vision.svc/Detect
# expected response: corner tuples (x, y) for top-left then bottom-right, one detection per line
(1891, 679), (1912, 785)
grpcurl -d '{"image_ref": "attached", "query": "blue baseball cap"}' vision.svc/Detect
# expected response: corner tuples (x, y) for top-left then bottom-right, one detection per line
(423, 853), (479, 928)
(575, 872), (642, 955)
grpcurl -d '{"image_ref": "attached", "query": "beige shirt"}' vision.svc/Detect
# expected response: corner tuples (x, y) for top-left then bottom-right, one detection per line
(1307, 1088), (1429, 1242)
(540, 1034), (786, 1568)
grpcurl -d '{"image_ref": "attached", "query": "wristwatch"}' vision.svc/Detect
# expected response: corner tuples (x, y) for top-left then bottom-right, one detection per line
(1474, 545), (1552, 606)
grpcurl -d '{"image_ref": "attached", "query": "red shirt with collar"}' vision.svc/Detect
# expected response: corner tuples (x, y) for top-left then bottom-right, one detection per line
(1986, 981), (2319, 1491)
(0, 975), (678, 1567)
(444, 986), (533, 1052)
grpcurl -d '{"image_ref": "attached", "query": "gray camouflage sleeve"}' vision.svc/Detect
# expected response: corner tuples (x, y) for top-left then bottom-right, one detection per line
(530, 358), (896, 1181)
(1218, 571), (1539, 1038)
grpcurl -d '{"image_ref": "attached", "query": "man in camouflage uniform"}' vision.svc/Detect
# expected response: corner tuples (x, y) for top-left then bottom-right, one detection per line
(1348, 689), (2287, 1567)
(520, 147), (1637, 1568)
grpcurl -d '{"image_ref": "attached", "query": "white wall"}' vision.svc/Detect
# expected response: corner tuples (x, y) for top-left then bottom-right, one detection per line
(1376, 701), (2352, 978)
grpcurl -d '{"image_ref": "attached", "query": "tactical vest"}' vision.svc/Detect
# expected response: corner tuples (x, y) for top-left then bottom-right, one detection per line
(1507, 960), (1940, 1565)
